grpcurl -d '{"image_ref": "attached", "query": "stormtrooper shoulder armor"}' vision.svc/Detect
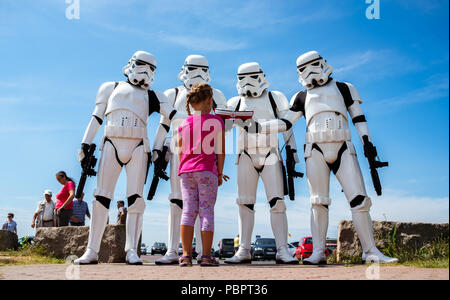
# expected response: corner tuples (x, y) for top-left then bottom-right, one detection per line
(269, 91), (290, 113)
(95, 82), (117, 105)
(164, 87), (181, 107)
(227, 96), (242, 111)
(341, 82), (363, 104)
(212, 89), (227, 108)
(290, 91), (307, 114)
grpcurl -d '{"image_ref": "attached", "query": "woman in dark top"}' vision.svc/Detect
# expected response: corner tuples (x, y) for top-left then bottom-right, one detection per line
(55, 171), (76, 227)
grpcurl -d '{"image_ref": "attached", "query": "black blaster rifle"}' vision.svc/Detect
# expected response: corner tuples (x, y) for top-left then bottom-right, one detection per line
(76, 144), (98, 199)
(285, 145), (304, 201)
(147, 145), (170, 201)
(363, 135), (388, 196)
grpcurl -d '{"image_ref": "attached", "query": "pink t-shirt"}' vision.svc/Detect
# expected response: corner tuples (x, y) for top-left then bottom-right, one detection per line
(56, 181), (75, 209)
(178, 114), (225, 176)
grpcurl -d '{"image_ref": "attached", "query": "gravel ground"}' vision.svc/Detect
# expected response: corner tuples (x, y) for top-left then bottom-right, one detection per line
(0, 256), (448, 280)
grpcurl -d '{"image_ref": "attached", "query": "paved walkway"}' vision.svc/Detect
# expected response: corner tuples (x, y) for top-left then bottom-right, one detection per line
(0, 263), (448, 280)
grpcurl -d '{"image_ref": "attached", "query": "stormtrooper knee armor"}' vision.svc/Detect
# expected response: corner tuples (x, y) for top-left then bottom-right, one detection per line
(74, 51), (182, 265)
(152, 55), (228, 265)
(225, 62), (298, 265)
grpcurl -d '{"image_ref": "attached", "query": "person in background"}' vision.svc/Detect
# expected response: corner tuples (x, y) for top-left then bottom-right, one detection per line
(117, 201), (127, 225)
(2, 213), (17, 234)
(32, 190), (55, 228)
(70, 192), (91, 226)
(55, 171), (75, 227)
(234, 234), (240, 254)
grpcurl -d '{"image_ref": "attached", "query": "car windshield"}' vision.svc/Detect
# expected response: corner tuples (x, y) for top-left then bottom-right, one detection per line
(255, 239), (276, 246)
(155, 243), (165, 247)
(141, 243), (146, 247)
(222, 239), (234, 245)
(304, 238), (312, 244)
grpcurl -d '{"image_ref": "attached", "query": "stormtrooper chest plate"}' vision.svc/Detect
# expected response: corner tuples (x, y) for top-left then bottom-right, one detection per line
(239, 93), (276, 121)
(305, 81), (348, 125)
(238, 93), (279, 151)
(304, 82), (351, 143)
(105, 83), (149, 125)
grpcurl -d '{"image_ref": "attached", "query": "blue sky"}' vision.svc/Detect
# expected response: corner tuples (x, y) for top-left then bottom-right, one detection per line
(0, 0), (448, 247)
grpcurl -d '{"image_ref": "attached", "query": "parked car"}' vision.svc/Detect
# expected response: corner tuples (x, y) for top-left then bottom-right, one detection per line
(178, 243), (183, 256)
(326, 238), (337, 256)
(150, 242), (167, 255)
(216, 238), (235, 259)
(290, 241), (300, 248)
(251, 238), (277, 261)
(296, 236), (330, 260)
(287, 243), (297, 258)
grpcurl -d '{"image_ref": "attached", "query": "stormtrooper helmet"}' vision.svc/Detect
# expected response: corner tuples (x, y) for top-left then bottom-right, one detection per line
(122, 51), (157, 89)
(296, 51), (333, 90)
(236, 62), (270, 98)
(178, 55), (210, 89)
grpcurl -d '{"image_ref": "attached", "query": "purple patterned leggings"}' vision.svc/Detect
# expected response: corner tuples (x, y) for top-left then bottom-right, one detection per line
(180, 171), (218, 232)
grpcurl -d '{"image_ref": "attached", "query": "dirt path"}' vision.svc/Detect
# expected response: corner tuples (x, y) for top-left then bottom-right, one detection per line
(0, 263), (448, 280)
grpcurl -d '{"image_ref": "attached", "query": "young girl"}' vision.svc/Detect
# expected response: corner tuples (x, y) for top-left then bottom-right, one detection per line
(177, 83), (227, 267)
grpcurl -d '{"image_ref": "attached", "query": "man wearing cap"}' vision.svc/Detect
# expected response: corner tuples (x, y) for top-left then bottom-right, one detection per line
(32, 190), (56, 228)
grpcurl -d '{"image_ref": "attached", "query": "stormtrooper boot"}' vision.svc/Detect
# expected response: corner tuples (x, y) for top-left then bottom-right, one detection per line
(303, 205), (328, 265)
(74, 200), (109, 265)
(270, 201), (298, 264)
(352, 208), (398, 264)
(125, 198), (145, 265)
(156, 203), (181, 265)
(225, 205), (254, 264)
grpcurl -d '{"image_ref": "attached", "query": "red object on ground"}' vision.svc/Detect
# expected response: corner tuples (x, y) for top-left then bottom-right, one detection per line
(295, 236), (331, 260)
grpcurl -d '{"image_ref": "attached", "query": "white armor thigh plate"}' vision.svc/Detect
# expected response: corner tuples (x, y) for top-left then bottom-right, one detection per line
(104, 83), (149, 124)
(306, 111), (351, 144)
(334, 141), (368, 202)
(125, 144), (148, 199)
(236, 154), (259, 205)
(260, 155), (284, 201)
(304, 80), (348, 126)
(305, 147), (332, 205)
(94, 142), (123, 200)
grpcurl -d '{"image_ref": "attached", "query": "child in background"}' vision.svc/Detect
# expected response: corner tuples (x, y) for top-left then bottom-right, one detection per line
(177, 83), (227, 267)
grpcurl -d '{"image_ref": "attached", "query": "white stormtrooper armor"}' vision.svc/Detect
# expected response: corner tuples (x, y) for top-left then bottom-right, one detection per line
(258, 51), (398, 265)
(74, 51), (183, 266)
(152, 55), (228, 265)
(225, 62), (298, 265)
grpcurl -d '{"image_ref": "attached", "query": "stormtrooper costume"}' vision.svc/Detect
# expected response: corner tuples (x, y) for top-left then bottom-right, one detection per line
(224, 62), (299, 265)
(152, 55), (228, 265)
(257, 51), (398, 264)
(74, 51), (184, 265)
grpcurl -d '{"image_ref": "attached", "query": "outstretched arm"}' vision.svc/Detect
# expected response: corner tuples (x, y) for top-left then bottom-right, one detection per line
(259, 91), (305, 134)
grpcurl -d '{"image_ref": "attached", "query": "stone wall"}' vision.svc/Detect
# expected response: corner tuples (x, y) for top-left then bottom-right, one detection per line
(34, 225), (141, 263)
(0, 230), (18, 251)
(337, 221), (449, 262)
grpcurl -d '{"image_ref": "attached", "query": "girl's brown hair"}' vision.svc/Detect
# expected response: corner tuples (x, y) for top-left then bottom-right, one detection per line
(186, 82), (213, 115)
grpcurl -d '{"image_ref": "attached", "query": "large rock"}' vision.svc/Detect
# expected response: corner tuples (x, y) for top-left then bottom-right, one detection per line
(34, 225), (141, 263)
(337, 221), (449, 262)
(0, 230), (18, 251)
